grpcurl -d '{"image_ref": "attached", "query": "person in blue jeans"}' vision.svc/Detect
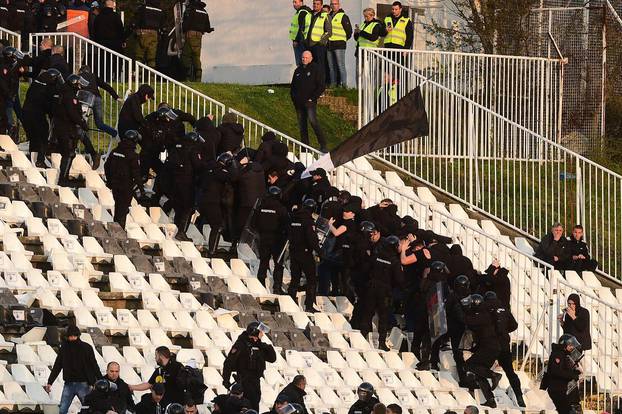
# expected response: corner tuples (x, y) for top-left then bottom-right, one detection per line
(46, 325), (100, 414)
(327, 0), (352, 87)
(79, 65), (121, 138)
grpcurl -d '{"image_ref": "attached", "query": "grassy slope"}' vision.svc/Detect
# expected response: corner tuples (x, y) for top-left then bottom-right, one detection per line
(187, 83), (357, 151)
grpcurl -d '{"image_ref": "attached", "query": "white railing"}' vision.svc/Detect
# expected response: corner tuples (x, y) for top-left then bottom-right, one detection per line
(0, 27), (21, 49)
(29, 32), (133, 153)
(359, 48), (622, 281)
(135, 61), (225, 122)
(360, 48), (564, 143)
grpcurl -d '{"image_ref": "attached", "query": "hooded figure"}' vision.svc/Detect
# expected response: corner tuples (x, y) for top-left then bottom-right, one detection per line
(217, 112), (244, 154)
(195, 116), (221, 161)
(254, 131), (278, 164)
(561, 293), (591, 351)
(117, 84), (154, 137)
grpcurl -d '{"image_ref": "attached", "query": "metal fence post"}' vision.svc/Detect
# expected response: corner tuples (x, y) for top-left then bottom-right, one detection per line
(468, 103), (474, 208)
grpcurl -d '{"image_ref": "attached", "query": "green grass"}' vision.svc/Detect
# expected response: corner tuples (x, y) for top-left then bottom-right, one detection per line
(186, 83), (357, 151)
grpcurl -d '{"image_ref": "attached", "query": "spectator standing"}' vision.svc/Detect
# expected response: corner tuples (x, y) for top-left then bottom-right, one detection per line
(290, 50), (328, 152)
(327, 0), (352, 87)
(92, 0), (125, 53)
(181, 0), (214, 81)
(132, 0), (164, 68)
(559, 293), (592, 351)
(383, 1), (413, 50)
(535, 222), (567, 269)
(562, 225), (598, 271)
(87, 2), (100, 39)
(45, 325), (100, 414)
(306, 0), (331, 80)
(354, 8), (386, 57)
(289, 0), (312, 66)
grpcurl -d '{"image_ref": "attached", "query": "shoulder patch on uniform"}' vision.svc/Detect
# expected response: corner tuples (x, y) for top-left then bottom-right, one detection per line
(555, 358), (560, 363)
(2, 69), (7, 75)
(230, 347), (237, 354)
(73, 99), (78, 105)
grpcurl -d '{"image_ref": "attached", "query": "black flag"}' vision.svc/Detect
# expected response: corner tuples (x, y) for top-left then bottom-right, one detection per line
(304, 86), (428, 174)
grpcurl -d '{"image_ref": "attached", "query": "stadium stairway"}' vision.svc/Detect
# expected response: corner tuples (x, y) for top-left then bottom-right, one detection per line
(0, 131), (616, 413)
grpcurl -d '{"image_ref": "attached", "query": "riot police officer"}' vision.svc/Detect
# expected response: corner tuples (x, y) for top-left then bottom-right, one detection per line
(288, 198), (320, 310)
(360, 235), (403, 351)
(254, 186), (289, 292)
(80, 379), (118, 413)
(23, 68), (64, 167)
(52, 74), (89, 185)
(347, 382), (379, 414)
(0, 47), (24, 136)
(141, 105), (180, 179)
(36, 0), (65, 32)
(542, 334), (582, 414)
(223, 322), (277, 411)
(181, 0), (213, 81)
(442, 275), (470, 383)
(104, 130), (143, 228)
(484, 291), (525, 407)
(132, 0), (164, 68)
(461, 293), (502, 408)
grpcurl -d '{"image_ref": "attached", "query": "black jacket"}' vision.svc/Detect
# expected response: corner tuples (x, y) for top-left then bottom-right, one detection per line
(535, 233), (567, 266)
(23, 69), (60, 115)
(147, 357), (185, 405)
(348, 396), (379, 414)
(48, 338), (100, 385)
(253, 196), (288, 235)
(135, 393), (165, 414)
(31, 48), (52, 78)
(235, 162), (265, 209)
(49, 53), (71, 80)
(368, 238), (403, 288)
(182, 0), (212, 33)
(118, 85), (151, 137)
(290, 61), (325, 108)
(80, 71), (120, 99)
(195, 116), (221, 161)
(480, 265), (511, 309)
(328, 9), (352, 50)
(279, 382), (307, 413)
(222, 332), (277, 383)
(562, 293), (592, 351)
(254, 132), (278, 164)
(289, 208), (319, 257)
(544, 343), (580, 393)
(52, 84), (87, 140)
(217, 122), (244, 154)
(105, 139), (142, 190)
(463, 305), (499, 351)
(93, 7), (125, 50)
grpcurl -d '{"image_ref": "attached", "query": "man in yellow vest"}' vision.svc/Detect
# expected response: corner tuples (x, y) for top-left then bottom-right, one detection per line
(306, 0), (332, 81)
(290, 0), (312, 66)
(354, 8), (386, 57)
(327, 0), (352, 88)
(383, 1), (413, 50)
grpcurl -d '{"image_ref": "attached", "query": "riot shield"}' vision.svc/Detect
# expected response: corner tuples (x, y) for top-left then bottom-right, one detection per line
(426, 281), (448, 342)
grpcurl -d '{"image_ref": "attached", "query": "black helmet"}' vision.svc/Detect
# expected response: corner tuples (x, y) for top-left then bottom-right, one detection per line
(94, 379), (110, 393)
(2, 46), (21, 61)
(454, 275), (470, 290)
(471, 293), (484, 307)
(268, 186), (282, 197)
(558, 334), (581, 350)
(357, 382), (374, 402)
(123, 130), (142, 143)
(46, 68), (64, 84)
(78, 65), (92, 74)
(460, 295), (473, 308)
(66, 74), (88, 89)
(246, 321), (269, 337)
(157, 107), (178, 121)
(302, 198), (317, 211)
(229, 382), (244, 396)
(430, 261), (447, 273)
(185, 131), (204, 143)
(385, 235), (400, 248)
(360, 221), (376, 234)
(217, 152), (234, 166)
(484, 291), (497, 302)
(278, 404), (301, 414)
(165, 403), (184, 414)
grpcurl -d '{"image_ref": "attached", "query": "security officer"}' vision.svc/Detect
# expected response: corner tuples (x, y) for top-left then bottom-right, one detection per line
(141, 105), (180, 179)
(289, 0), (312, 66)
(543, 334), (582, 414)
(360, 235), (403, 351)
(223, 322), (277, 411)
(23, 68), (64, 167)
(181, 0), (213, 81)
(306, 0), (331, 80)
(0, 47), (23, 136)
(383, 1), (413, 50)
(288, 198), (320, 310)
(37, 0), (65, 32)
(354, 8), (386, 57)
(484, 291), (525, 407)
(104, 130), (143, 228)
(132, 0), (164, 68)
(166, 131), (203, 241)
(80, 379), (118, 413)
(327, 0), (352, 87)
(441, 275), (470, 383)
(349, 221), (381, 330)
(52, 74), (89, 185)
(254, 186), (289, 293)
(461, 294), (502, 408)
(347, 382), (379, 414)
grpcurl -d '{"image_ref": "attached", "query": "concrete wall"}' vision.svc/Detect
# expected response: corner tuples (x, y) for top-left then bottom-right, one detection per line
(200, 0), (451, 86)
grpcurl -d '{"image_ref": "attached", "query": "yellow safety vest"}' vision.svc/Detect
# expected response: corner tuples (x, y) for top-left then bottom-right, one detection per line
(357, 21), (380, 48)
(289, 9), (311, 41)
(329, 11), (347, 42)
(309, 12), (329, 42)
(378, 83), (398, 106)
(383, 16), (410, 47)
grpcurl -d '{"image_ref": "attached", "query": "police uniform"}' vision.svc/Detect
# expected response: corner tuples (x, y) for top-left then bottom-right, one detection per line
(181, 0), (213, 81)
(254, 192), (289, 291)
(23, 70), (62, 166)
(288, 206), (320, 310)
(0, 60), (14, 134)
(104, 138), (142, 228)
(37, 0), (64, 32)
(347, 395), (379, 414)
(544, 342), (581, 414)
(133, 0), (164, 68)
(222, 330), (277, 410)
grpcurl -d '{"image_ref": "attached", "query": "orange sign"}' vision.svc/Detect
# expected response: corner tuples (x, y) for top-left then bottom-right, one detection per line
(65, 10), (89, 38)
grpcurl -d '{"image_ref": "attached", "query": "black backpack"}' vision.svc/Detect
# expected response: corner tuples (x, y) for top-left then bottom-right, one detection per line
(178, 365), (207, 404)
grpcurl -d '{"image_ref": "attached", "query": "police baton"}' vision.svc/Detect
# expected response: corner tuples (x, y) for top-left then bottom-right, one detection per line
(277, 240), (289, 265)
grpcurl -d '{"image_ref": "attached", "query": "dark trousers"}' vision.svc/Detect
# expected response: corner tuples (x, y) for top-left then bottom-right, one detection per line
(258, 234), (285, 290)
(79, 131), (98, 159)
(465, 345), (499, 402)
(173, 180), (194, 235)
(361, 283), (391, 343)
(295, 103), (327, 149)
(58, 135), (79, 182)
(0, 98), (8, 134)
(563, 259), (598, 272)
(497, 344), (523, 398)
(431, 326), (465, 376)
(23, 109), (49, 163)
(240, 376), (261, 411)
(289, 251), (317, 310)
(112, 186), (133, 228)
(548, 388), (580, 414)
(350, 281), (366, 330)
